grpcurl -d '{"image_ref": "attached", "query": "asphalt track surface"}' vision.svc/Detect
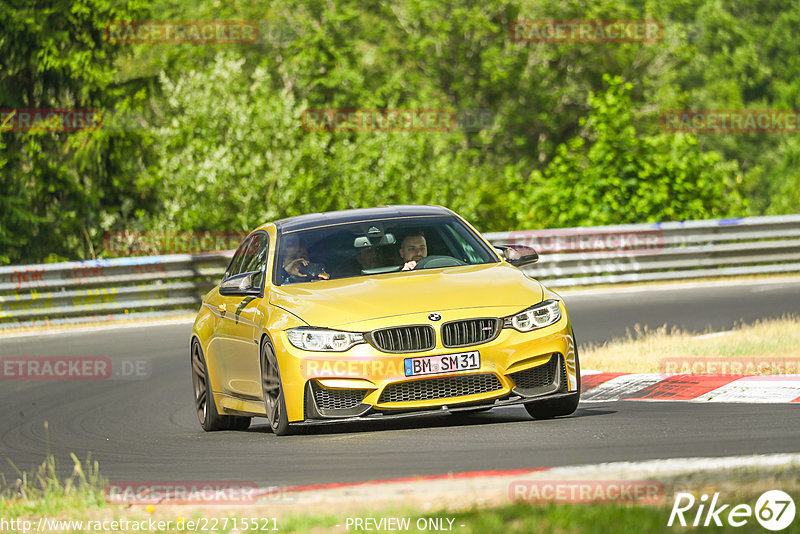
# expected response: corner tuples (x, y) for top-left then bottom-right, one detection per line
(1, 278), (799, 486)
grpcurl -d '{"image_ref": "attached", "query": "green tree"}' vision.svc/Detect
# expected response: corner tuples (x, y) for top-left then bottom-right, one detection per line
(0, 0), (153, 264)
(651, 0), (800, 216)
(0, 131), (12, 264)
(516, 75), (746, 228)
(144, 54), (489, 232)
(6, 0), (796, 266)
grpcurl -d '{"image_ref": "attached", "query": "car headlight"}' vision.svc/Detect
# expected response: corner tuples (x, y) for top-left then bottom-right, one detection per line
(504, 300), (562, 332)
(286, 328), (365, 352)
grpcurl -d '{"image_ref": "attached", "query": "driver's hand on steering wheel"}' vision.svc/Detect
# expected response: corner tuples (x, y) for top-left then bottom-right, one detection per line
(286, 258), (309, 276)
(402, 260), (417, 271)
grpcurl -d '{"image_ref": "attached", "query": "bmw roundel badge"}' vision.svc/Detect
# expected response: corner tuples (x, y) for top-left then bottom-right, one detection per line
(428, 313), (442, 321)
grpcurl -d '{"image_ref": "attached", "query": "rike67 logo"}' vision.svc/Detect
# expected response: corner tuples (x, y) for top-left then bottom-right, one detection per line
(668, 490), (796, 531)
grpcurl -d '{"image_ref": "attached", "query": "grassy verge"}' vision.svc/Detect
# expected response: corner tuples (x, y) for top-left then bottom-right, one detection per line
(1, 454), (106, 519)
(580, 315), (800, 374)
(3, 453), (798, 533)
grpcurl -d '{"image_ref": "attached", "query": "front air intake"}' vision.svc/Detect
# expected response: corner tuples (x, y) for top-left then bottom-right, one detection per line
(441, 318), (501, 348)
(369, 325), (436, 353)
(378, 373), (503, 403)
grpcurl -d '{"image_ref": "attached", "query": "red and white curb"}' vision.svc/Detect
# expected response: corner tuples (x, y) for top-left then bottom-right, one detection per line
(248, 453), (800, 508)
(580, 370), (800, 403)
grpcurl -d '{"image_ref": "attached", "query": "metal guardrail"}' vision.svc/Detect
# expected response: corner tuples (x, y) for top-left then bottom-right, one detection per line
(1, 215), (799, 328)
(484, 214), (800, 287)
(0, 253), (231, 328)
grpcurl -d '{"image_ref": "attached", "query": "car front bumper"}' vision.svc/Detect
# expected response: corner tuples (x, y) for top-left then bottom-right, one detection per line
(301, 351), (574, 423)
(275, 307), (578, 423)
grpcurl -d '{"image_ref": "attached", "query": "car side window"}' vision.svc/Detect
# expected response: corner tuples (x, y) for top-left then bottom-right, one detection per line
(240, 233), (269, 288)
(443, 225), (481, 263)
(225, 236), (254, 279)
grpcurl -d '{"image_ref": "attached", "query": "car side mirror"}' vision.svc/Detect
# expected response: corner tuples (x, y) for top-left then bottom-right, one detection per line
(219, 271), (262, 296)
(494, 244), (539, 267)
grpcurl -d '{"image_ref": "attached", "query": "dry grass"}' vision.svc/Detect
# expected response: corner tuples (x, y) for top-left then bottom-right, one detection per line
(580, 315), (800, 374)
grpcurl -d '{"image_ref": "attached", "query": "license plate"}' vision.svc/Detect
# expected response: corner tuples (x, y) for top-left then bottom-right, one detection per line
(404, 351), (480, 377)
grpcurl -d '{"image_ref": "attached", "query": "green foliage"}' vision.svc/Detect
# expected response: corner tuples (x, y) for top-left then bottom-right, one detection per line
(0, 0), (154, 263)
(651, 0), (800, 216)
(144, 54), (487, 231)
(2, 0), (798, 264)
(1, 452), (106, 518)
(0, 132), (11, 264)
(517, 75), (746, 228)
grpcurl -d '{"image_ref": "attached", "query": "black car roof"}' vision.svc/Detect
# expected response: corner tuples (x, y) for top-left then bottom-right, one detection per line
(274, 205), (453, 233)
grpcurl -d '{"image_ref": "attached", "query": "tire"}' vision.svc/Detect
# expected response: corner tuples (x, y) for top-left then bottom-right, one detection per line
(228, 416), (253, 431)
(260, 337), (292, 436)
(191, 339), (251, 431)
(524, 333), (581, 420)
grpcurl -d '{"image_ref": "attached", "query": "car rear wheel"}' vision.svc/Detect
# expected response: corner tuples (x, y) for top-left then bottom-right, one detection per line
(524, 335), (581, 420)
(261, 338), (292, 436)
(191, 339), (251, 431)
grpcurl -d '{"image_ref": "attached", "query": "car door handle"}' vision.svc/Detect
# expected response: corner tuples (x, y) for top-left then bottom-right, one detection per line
(218, 303), (226, 316)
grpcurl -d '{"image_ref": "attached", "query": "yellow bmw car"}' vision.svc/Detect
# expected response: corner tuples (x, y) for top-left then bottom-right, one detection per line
(190, 205), (580, 435)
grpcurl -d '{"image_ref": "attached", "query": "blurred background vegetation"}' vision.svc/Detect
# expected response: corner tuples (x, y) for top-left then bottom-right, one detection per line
(1, 0), (798, 264)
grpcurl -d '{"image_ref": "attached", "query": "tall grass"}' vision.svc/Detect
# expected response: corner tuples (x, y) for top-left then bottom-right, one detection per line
(580, 315), (800, 373)
(0, 423), (107, 517)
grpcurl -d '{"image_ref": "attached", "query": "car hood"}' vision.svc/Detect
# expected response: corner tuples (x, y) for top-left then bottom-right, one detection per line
(269, 263), (544, 328)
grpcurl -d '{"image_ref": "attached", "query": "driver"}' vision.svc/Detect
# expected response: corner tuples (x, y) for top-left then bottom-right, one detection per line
(400, 233), (427, 271)
(282, 240), (330, 282)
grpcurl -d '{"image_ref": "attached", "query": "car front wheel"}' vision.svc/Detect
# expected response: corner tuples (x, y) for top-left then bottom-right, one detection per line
(261, 338), (292, 436)
(524, 335), (581, 420)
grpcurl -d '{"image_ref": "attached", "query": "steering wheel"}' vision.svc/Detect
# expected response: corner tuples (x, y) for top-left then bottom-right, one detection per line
(413, 255), (467, 269)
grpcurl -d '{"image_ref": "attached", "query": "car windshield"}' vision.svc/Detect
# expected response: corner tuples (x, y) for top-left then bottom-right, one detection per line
(275, 216), (498, 285)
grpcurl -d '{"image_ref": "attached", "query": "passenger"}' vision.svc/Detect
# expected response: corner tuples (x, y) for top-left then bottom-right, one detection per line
(356, 246), (383, 270)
